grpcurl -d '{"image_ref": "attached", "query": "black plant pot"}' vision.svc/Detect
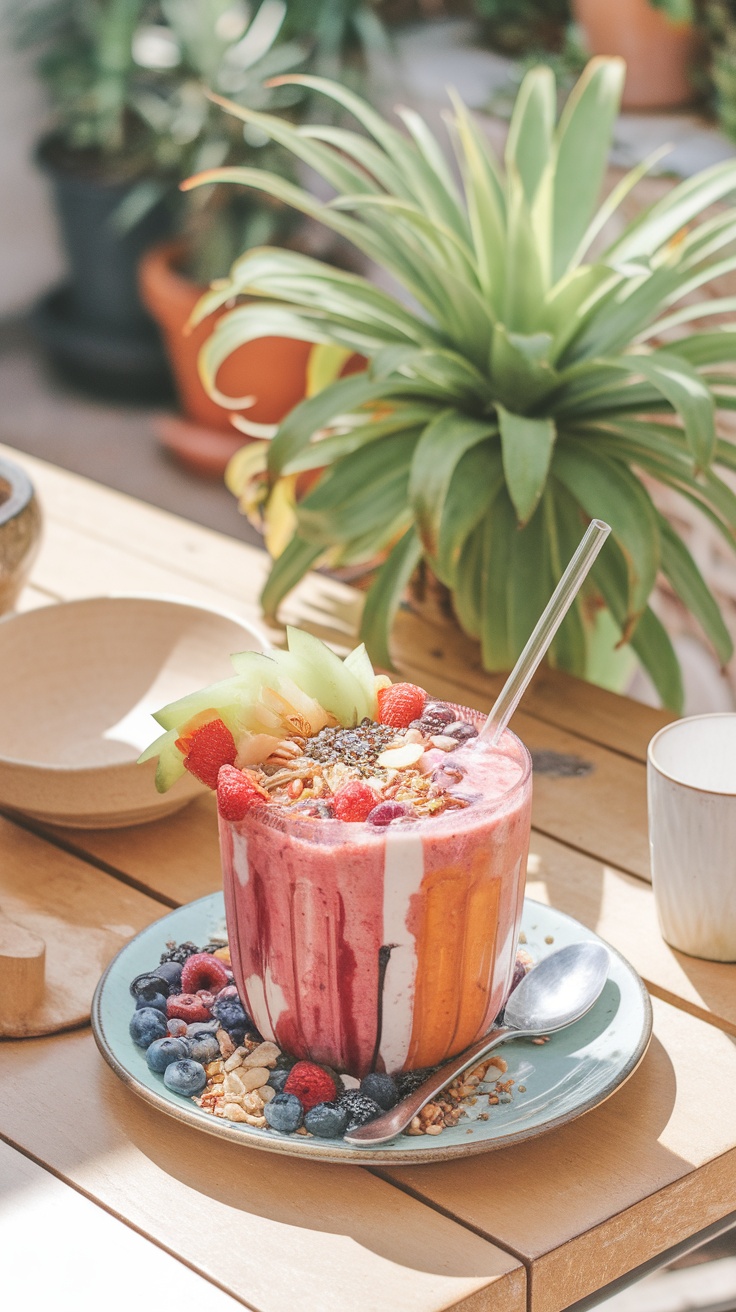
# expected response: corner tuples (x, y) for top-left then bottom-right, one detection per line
(33, 138), (174, 402)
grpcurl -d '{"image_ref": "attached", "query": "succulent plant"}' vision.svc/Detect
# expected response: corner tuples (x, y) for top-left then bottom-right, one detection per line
(184, 58), (736, 710)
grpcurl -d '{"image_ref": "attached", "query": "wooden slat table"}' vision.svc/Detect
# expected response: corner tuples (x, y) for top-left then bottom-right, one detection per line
(2, 441), (736, 1312)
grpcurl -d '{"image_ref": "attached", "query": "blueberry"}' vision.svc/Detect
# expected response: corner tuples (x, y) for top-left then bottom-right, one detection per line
(129, 1007), (168, 1049)
(337, 1090), (382, 1131)
(146, 1037), (189, 1074)
(187, 1032), (220, 1064)
(264, 1092), (304, 1133)
(304, 1102), (350, 1138)
(167, 1018), (188, 1037)
(135, 990), (168, 1014)
(212, 995), (250, 1041)
(130, 972), (170, 1001)
(266, 1068), (291, 1094)
(273, 1051), (297, 1071)
(360, 1072), (399, 1111)
(163, 1059), (207, 1096)
(366, 801), (410, 827)
(445, 720), (478, 743)
(153, 961), (183, 992)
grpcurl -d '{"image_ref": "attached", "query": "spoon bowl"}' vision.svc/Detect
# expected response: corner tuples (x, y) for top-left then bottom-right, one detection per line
(504, 941), (610, 1033)
(345, 940), (611, 1146)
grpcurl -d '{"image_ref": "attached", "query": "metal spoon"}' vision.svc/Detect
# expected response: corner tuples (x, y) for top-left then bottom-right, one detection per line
(344, 940), (610, 1146)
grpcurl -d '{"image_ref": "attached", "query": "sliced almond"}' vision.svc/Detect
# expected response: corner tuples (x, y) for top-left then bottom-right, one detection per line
(377, 743), (425, 771)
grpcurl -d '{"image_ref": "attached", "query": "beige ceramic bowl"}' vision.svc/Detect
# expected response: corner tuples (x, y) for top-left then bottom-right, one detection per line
(0, 595), (266, 828)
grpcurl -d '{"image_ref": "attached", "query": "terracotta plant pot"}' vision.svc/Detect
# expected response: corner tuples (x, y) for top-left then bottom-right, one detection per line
(573, 0), (702, 109)
(139, 240), (313, 435)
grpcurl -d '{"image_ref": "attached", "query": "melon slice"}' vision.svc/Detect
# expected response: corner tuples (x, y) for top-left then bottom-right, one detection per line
(344, 644), (378, 721)
(138, 729), (187, 794)
(278, 627), (366, 727)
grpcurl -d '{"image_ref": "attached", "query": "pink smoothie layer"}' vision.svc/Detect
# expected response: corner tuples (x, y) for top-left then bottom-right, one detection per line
(220, 722), (532, 1076)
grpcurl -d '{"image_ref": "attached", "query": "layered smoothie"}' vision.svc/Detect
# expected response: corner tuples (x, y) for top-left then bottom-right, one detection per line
(141, 629), (533, 1080)
(220, 710), (531, 1076)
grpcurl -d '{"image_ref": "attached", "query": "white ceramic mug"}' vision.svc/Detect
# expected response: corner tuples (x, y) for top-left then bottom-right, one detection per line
(648, 713), (736, 962)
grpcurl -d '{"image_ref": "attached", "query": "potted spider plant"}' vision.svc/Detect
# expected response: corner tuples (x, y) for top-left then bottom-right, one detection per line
(183, 59), (736, 711)
(572, 0), (702, 108)
(136, 0), (384, 474)
(15, 0), (174, 398)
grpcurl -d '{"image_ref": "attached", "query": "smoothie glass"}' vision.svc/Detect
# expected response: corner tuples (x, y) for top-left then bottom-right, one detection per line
(219, 710), (532, 1076)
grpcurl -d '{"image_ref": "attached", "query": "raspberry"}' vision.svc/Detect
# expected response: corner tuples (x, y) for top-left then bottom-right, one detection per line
(377, 682), (427, 728)
(176, 718), (236, 789)
(333, 781), (378, 823)
(216, 764), (269, 821)
(166, 992), (213, 1023)
(366, 800), (409, 826)
(284, 1061), (337, 1111)
(180, 952), (230, 995)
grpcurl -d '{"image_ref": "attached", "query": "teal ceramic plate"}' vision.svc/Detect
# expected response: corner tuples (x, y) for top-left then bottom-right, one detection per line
(92, 894), (652, 1165)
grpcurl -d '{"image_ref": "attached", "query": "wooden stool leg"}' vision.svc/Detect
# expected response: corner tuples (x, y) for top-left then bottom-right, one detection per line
(0, 909), (46, 1035)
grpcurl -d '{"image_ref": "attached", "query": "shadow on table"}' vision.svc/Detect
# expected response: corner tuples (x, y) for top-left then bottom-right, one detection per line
(113, 1032), (678, 1256)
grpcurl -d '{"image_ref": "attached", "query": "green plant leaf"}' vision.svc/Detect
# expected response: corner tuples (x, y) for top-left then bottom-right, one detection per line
(545, 482), (588, 675)
(360, 527), (423, 670)
(408, 409), (497, 555)
(490, 324), (557, 409)
(626, 351), (716, 469)
(592, 537), (683, 712)
(505, 165), (548, 330)
(448, 90), (507, 312)
(505, 64), (555, 208)
(480, 490), (518, 670)
(552, 57), (626, 281)
(605, 158), (736, 265)
(657, 514), (733, 666)
(284, 406), (439, 474)
(261, 534), (325, 619)
(268, 372), (423, 478)
(498, 405), (557, 526)
(553, 442), (660, 627)
(296, 433), (417, 545)
(436, 443), (505, 588)
(453, 522), (485, 640)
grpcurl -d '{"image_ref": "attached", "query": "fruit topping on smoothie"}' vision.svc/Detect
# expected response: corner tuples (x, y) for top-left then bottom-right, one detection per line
(140, 625), (516, 824)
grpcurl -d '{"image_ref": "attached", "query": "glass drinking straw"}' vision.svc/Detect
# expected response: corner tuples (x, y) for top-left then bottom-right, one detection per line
(480, 519), (611, 746)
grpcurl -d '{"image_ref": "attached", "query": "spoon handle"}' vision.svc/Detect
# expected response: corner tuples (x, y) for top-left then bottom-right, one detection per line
(344, 1025), (514, 1145)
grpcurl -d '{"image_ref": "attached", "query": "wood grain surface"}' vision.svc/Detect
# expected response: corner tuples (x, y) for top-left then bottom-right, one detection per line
(0, 817), (170, 1035)
(381, 996), (736, 1312)
(2, 441), (735, 1312)
(0, 1031), (524, 1312)
(0, 1141), (249, 1311)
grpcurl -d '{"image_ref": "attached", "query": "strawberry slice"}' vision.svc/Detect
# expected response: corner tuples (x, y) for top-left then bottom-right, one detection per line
(176, 717), (236, 789)
(217, 764), (270, 821)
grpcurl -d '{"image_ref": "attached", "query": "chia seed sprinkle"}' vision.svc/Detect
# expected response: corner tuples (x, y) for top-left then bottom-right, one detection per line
(304, 720), (399, 774)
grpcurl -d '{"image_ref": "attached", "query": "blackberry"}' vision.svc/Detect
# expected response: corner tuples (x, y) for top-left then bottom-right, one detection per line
(445, 721), (478, 743)
(395, 1066), (438, 1099)
(130, 972), (170, 1001)
(337, 1089), (382, 1131)
(159, 940), (201, 967)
